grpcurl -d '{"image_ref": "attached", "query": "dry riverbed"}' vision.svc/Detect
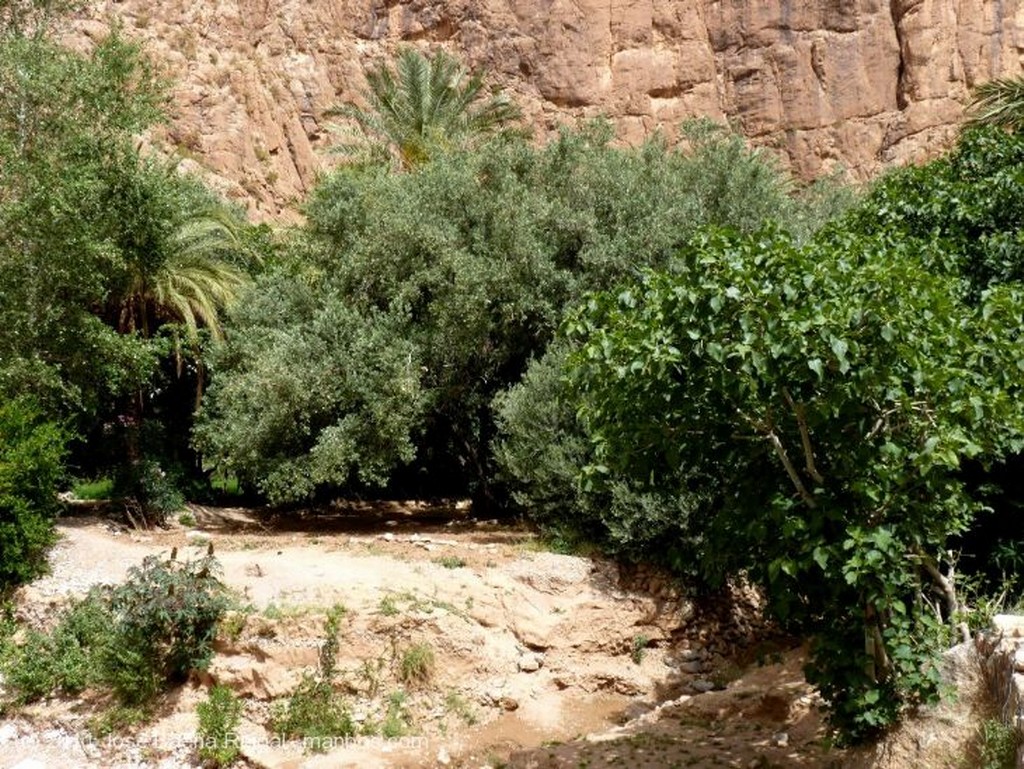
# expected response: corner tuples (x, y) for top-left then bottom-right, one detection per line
(1, 503), (856, 768)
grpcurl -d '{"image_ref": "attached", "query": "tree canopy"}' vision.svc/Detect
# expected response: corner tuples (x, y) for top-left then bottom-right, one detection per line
(564, 225), (1024, 739)
(198, 121), (847, 505)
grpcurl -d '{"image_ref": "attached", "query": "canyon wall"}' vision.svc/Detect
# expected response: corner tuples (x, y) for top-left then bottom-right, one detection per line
(75, 0), (1024, 221)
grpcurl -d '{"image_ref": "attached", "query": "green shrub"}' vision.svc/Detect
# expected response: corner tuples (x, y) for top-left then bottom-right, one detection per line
(494, 343), (707, 577)
(71, 477), (114, 500)
(1, 552), (227, 708)
(0, 397), (67, 592)
(398, 642), (434, 686)
(86, 705), (149, 739)
(434, 556), (466, 569)
(377, 595), (399, 616)
(630, 635), (649, 665)
(114, 457), (185, 524)
(564, 225), (1024, 742)
(977, 718), (1019, 769)
(99, 552), (228, 704)
(380, 689), (411, 738)
(443, 690), (477, 726)
(0, 590), (109, 703)
(196, 685), (243, 767)
(273, 676), (354, 752)
(272, 606), (354, 752)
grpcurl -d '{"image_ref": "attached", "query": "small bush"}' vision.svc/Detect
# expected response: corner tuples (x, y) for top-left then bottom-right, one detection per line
(1, 552), (227, 709)
(1, 593), (109, 703)
(197, 685), (243, 767)
(977, 718), (1019, 769)
(98, 552), (228, 704)
(273, 676), (354, 751)
(444, 690), (477, 725)
(0, 397), (67, 592)
(115, 458), (185, 524)
(398, 642), (434, 686)
(86, 705), (149, 739)
(380, 689), (411, 738)
(219, 610), (249, 643)
(378, 595), (399, 616)
(434, 556), (466, 569)
(272, 606), (354, 752)
(630, 634), (649, 665)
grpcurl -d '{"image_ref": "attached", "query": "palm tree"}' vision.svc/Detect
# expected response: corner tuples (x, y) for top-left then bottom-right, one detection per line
(117, 206), (251, 343)
(966, 76), (1024, 130)
(110, 198), (256, 525)
(330, 47), (522, 169)
(114, 203), (255, 411)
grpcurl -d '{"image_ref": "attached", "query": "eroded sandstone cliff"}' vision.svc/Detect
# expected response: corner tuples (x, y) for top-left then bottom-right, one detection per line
(75, 0), (1024, 221)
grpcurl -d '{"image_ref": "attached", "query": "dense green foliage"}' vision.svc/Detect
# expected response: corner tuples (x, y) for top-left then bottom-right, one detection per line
(0, 1), (262, 541)
(564, 226), (1024, 738)
(0, 398), (67, 591)
(195, 283), (424, 502)
(0, 552), (228, 706)
(0, 18), (165, 417)
(847, 126), (1024, 296)
(7, 16), (1024, 746)
(199, 121), (847, 505)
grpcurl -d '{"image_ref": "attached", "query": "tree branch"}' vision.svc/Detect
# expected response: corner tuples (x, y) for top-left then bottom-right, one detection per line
(783, 388), (825, 485)
(919, 550), (970, 644)
(767, 429), (817, 509)
(739, 408), (817, 509)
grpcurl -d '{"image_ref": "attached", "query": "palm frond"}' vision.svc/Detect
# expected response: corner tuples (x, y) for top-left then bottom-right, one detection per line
(967, 77), (1024, 131)
(326, 48), (521, 169)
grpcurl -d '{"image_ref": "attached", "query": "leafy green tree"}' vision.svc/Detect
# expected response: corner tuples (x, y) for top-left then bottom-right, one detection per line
(194, 274), (425, 503)
(330, 47), (522, 169)
(0, 19), (165, 417)
(202, 123), (849, 506)
(846, 125), (1024, 296)
(0, 4), (259, 524)
(564, 227), (1024, 740)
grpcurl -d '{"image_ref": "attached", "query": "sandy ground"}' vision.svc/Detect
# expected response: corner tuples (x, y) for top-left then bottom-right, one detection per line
(0, 503), (992, 769)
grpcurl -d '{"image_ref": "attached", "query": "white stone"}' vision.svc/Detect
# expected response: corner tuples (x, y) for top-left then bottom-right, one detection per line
(11, 760), (46, 769)
(993, 614), (1024, 637)
(518, 652), (544, 673)
(437, 747), (451, 765)
(772, 731), (789, 748)
(0, 723), (17, 744)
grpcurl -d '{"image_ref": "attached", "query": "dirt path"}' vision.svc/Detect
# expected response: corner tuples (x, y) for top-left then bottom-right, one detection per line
(1, 504), (847, 769)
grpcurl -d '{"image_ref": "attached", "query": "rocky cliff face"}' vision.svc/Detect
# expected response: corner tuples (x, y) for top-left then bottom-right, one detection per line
(75, 0), (1024, 221)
